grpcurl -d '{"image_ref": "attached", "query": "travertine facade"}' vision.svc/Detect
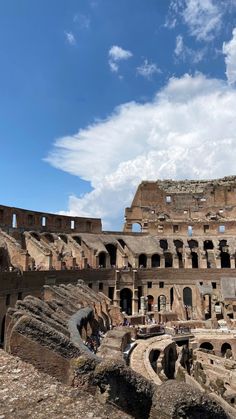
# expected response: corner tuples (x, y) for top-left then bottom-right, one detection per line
(0, 177), (236, 334)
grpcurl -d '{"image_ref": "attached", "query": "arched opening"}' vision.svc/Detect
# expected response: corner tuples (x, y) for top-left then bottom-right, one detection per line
(160, 239), (168, 251)
(164, 252), (173, 268)
(58, 234), (68, 243)
(118, 239), (126, 248)
(98, 252), (106, 268)
(73, 236), (81, 245)
(30, 232), (40, 241)
(174, 240), (184, 268)
(188, 239), (198, 250)
(221, 342), (232, 357)
(120, 288), (133, 315)
(200, 342), (214, 351)
(105, 244), (117, 266)
(147, 295), (154, 311)
(158, 295), (166, 311)
(149, 349), (160, 373)
(164, 347), (176, 379)
(219, 240), (230, 268)
(203, 294), (212, 319)
(42, 233), (54, 243)
(151, 254), (160, 268)
(191, 252), (198, 268)
(170, 287), (174, 310)
(1, 316), (5, 345)
(132, 223), (142, 232)
(204, 240), (214, 250)
(139, 253), (147, 268)
(12, 213), (17, 228)
(221, 252), (230, 268)
(183, 287), (192, 307)
(204, 240), (214, 268)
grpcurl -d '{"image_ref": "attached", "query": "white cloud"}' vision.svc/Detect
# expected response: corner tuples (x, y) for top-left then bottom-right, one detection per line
(108, 45), (132, 73)
(136, 59), (161, 79)
(175, 34), (206, 63)
(223, 28), (236, 85)
(73, 14), (90, 29)
(46, 73), (236, 229)
(183, 0), (222, 41)
(109, 45), (133, 61)
(167, 0), (223, 41)
(65, 31), (76, 46)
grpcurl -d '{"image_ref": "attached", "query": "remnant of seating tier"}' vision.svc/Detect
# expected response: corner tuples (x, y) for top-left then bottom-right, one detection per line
(2, 281), (230, 418)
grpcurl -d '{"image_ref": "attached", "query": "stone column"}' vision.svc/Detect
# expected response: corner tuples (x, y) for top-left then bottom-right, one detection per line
(146, 256), (152, 268)
(230, 254), (235, 269)
(160, 255), (165, 268)
(140, 296), (147, 315)
(132, 270), (138, 314)
(173, 254), (179, 268)
(113, 270), (120, 307)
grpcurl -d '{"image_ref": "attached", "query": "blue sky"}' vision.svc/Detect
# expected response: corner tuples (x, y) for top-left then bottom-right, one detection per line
(1, 0), (236, 229)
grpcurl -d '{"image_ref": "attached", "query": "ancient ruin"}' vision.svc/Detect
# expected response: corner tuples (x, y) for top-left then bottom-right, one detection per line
(1, 176), (236, 418)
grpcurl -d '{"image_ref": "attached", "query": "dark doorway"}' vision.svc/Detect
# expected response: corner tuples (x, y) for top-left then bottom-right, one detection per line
(147, 295), (154, 311)
(120, 288), (133, 315)
(105, 244), (117, 266)
(139, 254), (147, 268)
(98, 252), (106, 268)
(164, 253), (173, 268)
(183, 287), (192, 307)
(200, 342), (214, 351)
(191, 252), (198, 268)
(151, 254), (160, 267)
(170, 287), (174, 310)
(221, 342), (232, 357)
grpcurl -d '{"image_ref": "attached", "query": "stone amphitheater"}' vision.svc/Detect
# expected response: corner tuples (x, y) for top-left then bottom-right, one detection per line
(1, 177), (236, 418)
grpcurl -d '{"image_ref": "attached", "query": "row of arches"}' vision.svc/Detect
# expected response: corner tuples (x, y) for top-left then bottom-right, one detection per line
(200, 341), (232, 357)
(119, 287), (193, 315)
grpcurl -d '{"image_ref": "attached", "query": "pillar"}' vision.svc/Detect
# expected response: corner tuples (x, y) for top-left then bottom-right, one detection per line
(132, 270), (138, 314)
(113, 270), (120, 307)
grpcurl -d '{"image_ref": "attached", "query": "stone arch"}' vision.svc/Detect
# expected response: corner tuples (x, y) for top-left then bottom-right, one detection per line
(188, 239), (198, 250)
(30, 232), (40, 241)
(204, 240), (214, 268)
(183, 287), (192, 307)
(120, 288), (133, 315)
(200, 342), (214, 351)
(139, 253), (147, 268)
(191, 252), (198, 268)
(147, 295), (154, 311)
(160, 239), (168, 251)
(221, 252), (230, 268)
(58, 234), (68, 243)
(105, 243), (117, 266)
(158, 295), (166, 311)
(98, 251), (106, 268)
(132, 222), (142, 232)
(151, 254), (160, 268)
(73, 236), (81, 245)
(221, 342), (232, 357)
(219, 240), (230, 268)
(164, 252), (173, 268)
(164, 347), (176, 379)
(42, 233), (54, 243)
(149, 349), (160, 373)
